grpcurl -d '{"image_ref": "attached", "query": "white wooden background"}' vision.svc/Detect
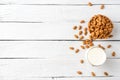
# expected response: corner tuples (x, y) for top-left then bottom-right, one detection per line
(0, 0), (120, 80)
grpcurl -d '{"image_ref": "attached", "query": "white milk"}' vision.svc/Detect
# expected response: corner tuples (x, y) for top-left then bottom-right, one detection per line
(86, 47), (106, 66)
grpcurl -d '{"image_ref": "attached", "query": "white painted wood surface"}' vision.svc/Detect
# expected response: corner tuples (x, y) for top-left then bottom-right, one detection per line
(0, 0), (120, 4)
(0, 59), (119, 77)
(0, 41), (119, 58)
(0, 0), (120, 80)
(0, 23), (119, 40)
(0, 5), (120, 22)
(55, 77), (120, 80)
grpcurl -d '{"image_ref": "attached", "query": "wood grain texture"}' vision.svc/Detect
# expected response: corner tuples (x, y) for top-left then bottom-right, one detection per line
(0, 59), (120, 77)
(0, 0), (120, 5)
(0, 41), (119, 58)
(0, 23), (118, 40)
(0, 5), (120, 22)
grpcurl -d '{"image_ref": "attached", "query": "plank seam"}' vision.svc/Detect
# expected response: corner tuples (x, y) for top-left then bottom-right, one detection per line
(0, 39), (119, 41)
(0, 57), (119, 59)
(0, 21), (119, 23)
(0, 4), (120, 5)
(0, 21), (44, 23)
(26, 76), (115, 78)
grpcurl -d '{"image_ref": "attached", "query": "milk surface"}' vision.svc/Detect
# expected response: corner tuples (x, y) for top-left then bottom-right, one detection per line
(87, 47), (106, 66)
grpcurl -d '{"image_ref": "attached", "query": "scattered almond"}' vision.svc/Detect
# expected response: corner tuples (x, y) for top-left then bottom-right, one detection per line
(104, 72), (109, 76)
(80, 36), (84, 40)
(75, 49), (80, 53)
(79, 31), (83, 35)
(101, 46), (105, 50)
(80, 20), (85, 24)
(77, 71), (82, 75)
(90, 42), (94, 47)
(78, 26), (82, 30)
(98, 44), (105, 50)
(98, 44), (101, 47)
(100, 4), (105, 9)
(84, 27), (87, 31)
(86, 45), (89, 48)
(80, 59), (84, 64)
(109, 35), (113, 38)
(73, 26), (77, 30)
(83, 40), (86, 45)
(88, 2), (92, 6)
(81, 45), (85, 49)
(112, 51), (116, 57)
(107, 45), (111, 48)
(74, 34), (79, 39)
(69, 47), (74, 50)
(91, 72), (96, 77)
(84, 31), (88, 35)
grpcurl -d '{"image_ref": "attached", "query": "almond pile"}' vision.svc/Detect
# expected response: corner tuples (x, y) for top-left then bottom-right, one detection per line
(88, 14), (113, 39)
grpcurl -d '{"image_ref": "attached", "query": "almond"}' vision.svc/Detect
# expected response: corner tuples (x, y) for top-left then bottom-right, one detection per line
(91, 72), (96, 77)
(112, 51), (116, 57)
(104, 72), (109, 76)
(69, 47), (74, 50)
(78, 26), (82, 30)
(100, 4), (105, 9)
(107, 45), (111, 48)
(75, 49), (80, 53)
(73, 26), (77, 30)
(88, 2), (92, 6)
(81, 45), (85, 49)
(77, 71), (82, 75)
(79, 31), (83, 35)
(86, 45), (89, 48)
(80, 36), (84, 40)
(74, 34), (79, 39)
(80, 59), (84, 64)
(80, 20), (85, 24)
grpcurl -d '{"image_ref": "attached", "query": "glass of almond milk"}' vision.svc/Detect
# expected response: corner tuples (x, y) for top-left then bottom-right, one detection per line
(86, 47), (107, 66)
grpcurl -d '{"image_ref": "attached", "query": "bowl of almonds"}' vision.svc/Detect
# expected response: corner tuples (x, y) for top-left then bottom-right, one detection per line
(88, 14), (113, 40)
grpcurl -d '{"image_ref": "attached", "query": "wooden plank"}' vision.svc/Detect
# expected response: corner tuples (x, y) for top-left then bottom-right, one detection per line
(0, 5), (120, 22)
(55, 77), (120, 80)
(0, 41), (119, 58)
(0, 77), (53, 80)
(0, 59), (120, 77)
(0, 23), (118, 40)
(0, 77), (119, 80)
(0, 0), (120, 5)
